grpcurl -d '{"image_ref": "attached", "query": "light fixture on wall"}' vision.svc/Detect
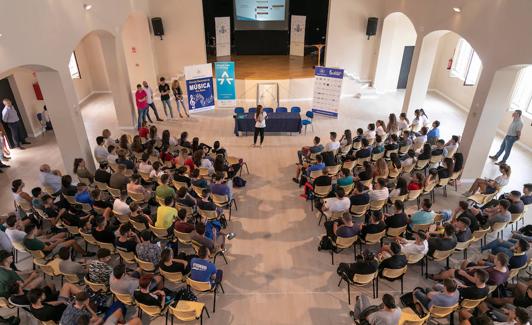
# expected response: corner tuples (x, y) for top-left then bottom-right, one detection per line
(83, 4), (93, 11)
(452, 7), (462, 13)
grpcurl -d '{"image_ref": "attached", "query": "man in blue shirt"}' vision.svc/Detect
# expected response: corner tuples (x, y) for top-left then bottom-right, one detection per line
(2, 98), (30, 149)
(190, 246), (222, 286)
(297, 136), (324, 164)
(210, 173), (232, 201)
(293, 154), (325, 185)
(409, 199), (435, 230)
(427, 120), (440, 145)
(74, 183), (93, 205)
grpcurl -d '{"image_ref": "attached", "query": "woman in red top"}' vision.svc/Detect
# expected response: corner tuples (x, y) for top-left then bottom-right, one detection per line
(408, 172), (424, 190)
(138, 121), (149, 139)
(135, 84), (148, 129)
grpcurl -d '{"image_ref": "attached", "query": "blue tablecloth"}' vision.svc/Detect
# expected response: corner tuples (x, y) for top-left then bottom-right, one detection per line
(234, 112), (302, 136)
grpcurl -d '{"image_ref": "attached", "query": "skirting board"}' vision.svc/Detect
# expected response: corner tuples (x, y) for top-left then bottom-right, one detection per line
(78, 91), (112, 105)
(428, 89), (532, 153)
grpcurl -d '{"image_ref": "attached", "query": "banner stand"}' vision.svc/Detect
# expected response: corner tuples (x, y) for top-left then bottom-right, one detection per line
(184, 64), (215, 113)
(215, 62), (236, 107)
(312, 67), (344, 118)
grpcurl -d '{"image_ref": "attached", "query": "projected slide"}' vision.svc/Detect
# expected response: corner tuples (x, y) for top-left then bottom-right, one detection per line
(236, 0), (286, 21)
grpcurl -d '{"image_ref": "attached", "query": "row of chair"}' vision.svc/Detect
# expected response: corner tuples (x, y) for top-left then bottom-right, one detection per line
(234, 106), (301, 114)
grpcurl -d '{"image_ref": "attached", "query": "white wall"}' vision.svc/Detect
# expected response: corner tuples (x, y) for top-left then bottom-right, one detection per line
(428, 32), (478, 110)
(149, 0), (207, 79)
(374, 12), (417, 92)
(326, 0), (384, 81)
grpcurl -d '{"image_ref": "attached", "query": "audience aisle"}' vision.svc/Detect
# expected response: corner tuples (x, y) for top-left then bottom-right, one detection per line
(0, 91), (530, 324)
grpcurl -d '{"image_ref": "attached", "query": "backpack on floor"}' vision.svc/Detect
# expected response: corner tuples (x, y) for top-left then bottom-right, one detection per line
(318, 235), (333, 251)
(233, 176), (246, 188)
(175, 287), (197, 302)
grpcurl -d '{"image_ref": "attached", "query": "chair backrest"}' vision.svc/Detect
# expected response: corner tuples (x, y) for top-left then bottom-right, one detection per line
(460, 298), (486, 309)
(117, 249), (136, 263)
(94, 181), (109, 191)
(137, 303), (163, 316)
(455, 239), (472, 250)
(450, 170), (461, 181)
(93, 206), (106, 216)
(198, 208), (218, 220)
(305, 111), (314, 119)
(186, 277), (213, 292)
(28, 249), (46, 260)
(350, 204), (369, 216)
(309, 169), (322, 179)
(438, 177), (451, 186)
(149, 224), (169, 239)
(389, 194), (407, 203)
(97, 241), (116, 253)
(407, 189), (422, 201)
(174, 230), (192, 244)
(371, 151), (385, 161)
(423, 182), (437, 193)
(398, 144), (411, 154)
(17, 199), (33, 212)
(41, 320), (58, 325)
(429, 304), (458, 318)
(276, 107), (288, 113)
(130, 219), (147, 232)
(430, 154), (443, 164)
(160, 269), (184, 282)
(510, 212), (524, 223)
(234, 107), (245, 114)
(339, 183), (354, 195)
(386, 225), (407, 237)
(432, 249), (455, 261)
(353, 271), (377, 285)
(212, 194), (229, 206)
(314, 185), (332, 197)
(471, 228), (490, 241)
(335, 235), (358, 249)
(108, 187), (121, 198)
(263, 107), (274, 113)
(382, 266), (408, 279)
(135, 256), (156, 272)
(364, 230), (386, 244)
(170, 300), (205, 321)
(128, 191), (146, 203)
(327, 165), (341, 176)
(63, 195), (77, 205)
(490, 222), (507, 233)
(342, 160), (356, 171)
(415, 159), (429, 169)
(248, 107), (257, 113)
(369, 199), (387, 211)
(290, 106), (301, 113)
(402, 163), (415, 174)
(411, 223), (431, 233)
(111, 289), (135, 305)
(172, 180), (189, 190)
(65, 225), (80, 236)
(359, 178), (372, 188)
(34, 258), (60, 276)
(407, 253), (425, 264)
(84, 276), (107, 292)
(80, 231), (98, 245)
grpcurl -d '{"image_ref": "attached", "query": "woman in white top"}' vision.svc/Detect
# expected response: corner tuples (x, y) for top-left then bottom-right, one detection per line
(364, 123), (376, 140)
(375, 120), (387, 137)
(253, 105), (267, 147)
(411, 109), (430, 132)
(463, 164), (511, 197)
(398, 113), (410, 131)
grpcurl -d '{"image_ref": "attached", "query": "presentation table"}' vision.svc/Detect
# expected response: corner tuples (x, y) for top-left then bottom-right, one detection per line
(234, 112), (302, 136)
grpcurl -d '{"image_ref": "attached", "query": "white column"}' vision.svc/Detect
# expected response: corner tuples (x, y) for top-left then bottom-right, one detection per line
(99, 32), (136, 130)
(460, 67), (519, 179)
(36, 68), (95, 171)
(401, 32), (442, 114)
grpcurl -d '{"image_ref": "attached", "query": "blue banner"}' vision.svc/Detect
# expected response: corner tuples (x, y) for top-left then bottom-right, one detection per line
(185, 77), (215, 112)
(215, 62), (236, 107)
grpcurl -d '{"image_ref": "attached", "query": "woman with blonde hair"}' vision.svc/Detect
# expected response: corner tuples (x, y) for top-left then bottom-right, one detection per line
(373, 158), (389, 180)
(171, 79), (190, 118)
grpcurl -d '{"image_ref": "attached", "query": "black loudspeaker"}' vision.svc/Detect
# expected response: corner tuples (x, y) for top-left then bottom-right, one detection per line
(151, 17), (164, 39)
(366, 17), (378, 39)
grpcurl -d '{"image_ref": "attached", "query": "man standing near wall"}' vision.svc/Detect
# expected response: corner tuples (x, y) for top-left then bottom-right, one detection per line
(489, 110), (524, 165)
(2, 98), (30, 150)
(142, 81), (163, 122)
(135, 84), (148, 130)
(158, 77), (173, 119)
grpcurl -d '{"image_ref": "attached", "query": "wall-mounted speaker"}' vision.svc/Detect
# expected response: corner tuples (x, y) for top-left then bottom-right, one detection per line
(366, 17), (378, 40)
(151, 17), (164, 39)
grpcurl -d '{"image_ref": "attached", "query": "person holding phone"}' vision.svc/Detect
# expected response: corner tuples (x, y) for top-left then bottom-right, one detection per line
(252, 105), (267, 148)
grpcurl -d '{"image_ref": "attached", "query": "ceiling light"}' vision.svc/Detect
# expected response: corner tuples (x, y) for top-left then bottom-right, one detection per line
(0, 33), (3, 38)
(453, 7), (461, 13)
(83, 4), (93, 10)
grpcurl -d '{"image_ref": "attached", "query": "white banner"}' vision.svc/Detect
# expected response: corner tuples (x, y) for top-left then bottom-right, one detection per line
(215, 17), (231, 57)
(184, 63), (215, 112)
(312, 67), (344, 118)
(290, 15), (306, 56)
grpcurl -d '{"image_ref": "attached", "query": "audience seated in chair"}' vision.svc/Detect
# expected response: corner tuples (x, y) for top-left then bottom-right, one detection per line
(414, 278), (459, 310)
(88, 248), (113, 285)
(463, 164), (511, 197)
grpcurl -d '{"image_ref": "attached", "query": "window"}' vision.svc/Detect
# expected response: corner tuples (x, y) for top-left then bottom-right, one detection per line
(68, 52), (81, 79)
(450, 38), (482, 86)
(510, 66), (532, 115)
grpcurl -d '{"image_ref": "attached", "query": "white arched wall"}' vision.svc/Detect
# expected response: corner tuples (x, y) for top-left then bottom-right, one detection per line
(373, 12), (417, 92)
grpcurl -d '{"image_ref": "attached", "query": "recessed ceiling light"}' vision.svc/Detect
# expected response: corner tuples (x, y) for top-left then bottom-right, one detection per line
(453, 7), (461, 13)
(0, 33), (3, 38)
(83, 4), (93, 10)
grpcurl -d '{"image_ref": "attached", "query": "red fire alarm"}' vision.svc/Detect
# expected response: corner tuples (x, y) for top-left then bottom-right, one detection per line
(131, 47), (137, 54)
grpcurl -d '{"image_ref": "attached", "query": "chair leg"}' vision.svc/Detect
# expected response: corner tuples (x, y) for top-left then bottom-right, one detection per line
(204, 306), (211, 318)
(331, 250), (334, 265)
(401, 276), (404, 294)
(375, 277), (379, 298)
(213, 289), (217, 313)
(338, 277), (343, 287)
(425, 257), (429, 278)
(446, 256), (450, 269)
(348, 281), (351, 305)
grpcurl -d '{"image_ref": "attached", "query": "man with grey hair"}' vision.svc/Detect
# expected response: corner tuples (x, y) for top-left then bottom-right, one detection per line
(38, 164), (62, 194)
(490, 109), (524, 165)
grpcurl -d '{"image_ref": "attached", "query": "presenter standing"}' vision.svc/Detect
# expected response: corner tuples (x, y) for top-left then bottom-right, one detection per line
(253, 105), (267, 148)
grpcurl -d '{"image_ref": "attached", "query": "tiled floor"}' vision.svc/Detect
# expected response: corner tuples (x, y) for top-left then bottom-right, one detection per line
(0, 91), (530, 324)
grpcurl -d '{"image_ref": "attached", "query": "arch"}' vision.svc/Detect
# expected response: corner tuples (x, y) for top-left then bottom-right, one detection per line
(374, 12), (418, 93)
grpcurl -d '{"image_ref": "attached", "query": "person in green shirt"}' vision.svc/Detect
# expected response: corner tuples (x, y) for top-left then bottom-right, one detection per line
(336, 168), (354, 187)
(155, 173), (176, 201)
(155, 196), (178, 229)
(0, 250), (42, 298)
(23, 223), (92, 257)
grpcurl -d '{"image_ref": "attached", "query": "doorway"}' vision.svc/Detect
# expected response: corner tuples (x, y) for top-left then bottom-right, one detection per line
(397, 46), (415, 89)
(0, 77), (28, 148)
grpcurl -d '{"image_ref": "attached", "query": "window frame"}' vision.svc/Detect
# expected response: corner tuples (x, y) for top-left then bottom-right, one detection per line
(69, 52), (81, 79)
(449, 38), (481, 86)
(509, 66), (532, 118)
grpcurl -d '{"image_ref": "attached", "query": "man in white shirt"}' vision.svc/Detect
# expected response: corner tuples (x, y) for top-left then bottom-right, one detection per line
(369, 178), (389, 202)
(325, 132), (340, 152)
(2, 98), (30, 149)
(113, 191), (131, 216)
(5, 214), (27, 245)
(490, 109), (524, 165)
(397, 231), (428, 258)
(94, 136), (108, 162)
(38, 164), (62, 194)
(142, 81), (163, 122)
(322, 188), (350, 218)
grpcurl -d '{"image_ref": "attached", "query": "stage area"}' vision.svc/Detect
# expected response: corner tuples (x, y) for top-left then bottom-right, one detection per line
(208, 54), (316, 80)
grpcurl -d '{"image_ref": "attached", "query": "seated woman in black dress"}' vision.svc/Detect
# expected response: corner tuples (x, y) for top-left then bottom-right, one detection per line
(357, 161), (373, 182)
(158, 248), (189, 275)
(134, 274), (176, 308)
(213, 154), (241, 179)
(437, 158), (454, 180)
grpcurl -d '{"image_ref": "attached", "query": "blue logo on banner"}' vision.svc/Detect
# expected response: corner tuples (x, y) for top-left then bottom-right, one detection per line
(215, 62), (236, 101)
(315, 67), (344, 79)
(186, 77), (214, 111)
